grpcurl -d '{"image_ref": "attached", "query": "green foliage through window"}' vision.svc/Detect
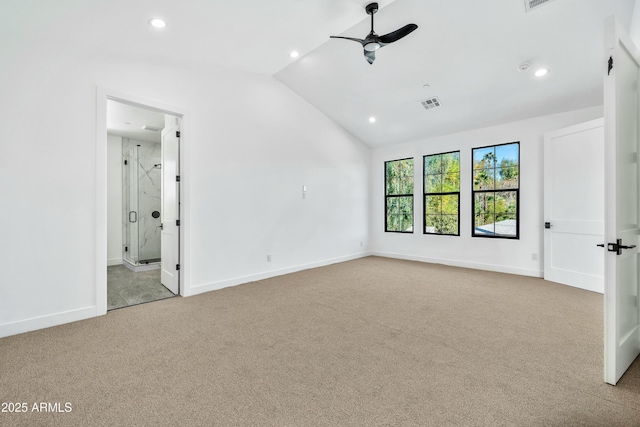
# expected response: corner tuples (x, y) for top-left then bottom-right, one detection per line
(424, 151), (460, 235)
(472, 143), (519, 238)
(385, 158), (414, 232)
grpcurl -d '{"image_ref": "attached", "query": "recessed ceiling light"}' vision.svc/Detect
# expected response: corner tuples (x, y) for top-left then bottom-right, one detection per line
(534, 68), (549, 77)
(289, 51), (300, 58)
(369, 117), (376, 123)
(148, 18), (166, 29)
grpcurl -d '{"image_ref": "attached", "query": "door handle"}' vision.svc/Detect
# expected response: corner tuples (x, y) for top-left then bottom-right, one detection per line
(603, 239), (637, 255)
(129, 211), (138, 223)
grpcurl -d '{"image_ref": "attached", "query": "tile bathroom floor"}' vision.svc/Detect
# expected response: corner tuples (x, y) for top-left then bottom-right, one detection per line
(107, 265), (175, 311)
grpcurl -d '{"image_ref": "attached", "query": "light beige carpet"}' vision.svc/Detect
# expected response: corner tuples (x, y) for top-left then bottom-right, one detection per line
(1, 256), (638, 426)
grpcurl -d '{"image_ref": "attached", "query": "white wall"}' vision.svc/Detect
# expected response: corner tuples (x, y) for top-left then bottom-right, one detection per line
(369, 106), (603, 277)
(631, 0), (640, 47)
(107, 134), (123, 266)
(0, 38), (370, 337)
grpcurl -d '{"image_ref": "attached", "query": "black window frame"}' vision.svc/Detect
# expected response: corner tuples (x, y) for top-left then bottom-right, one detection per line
(384, 157), (414, 233)
(423, 150), (460, 236)
(471, 142), (520, 240)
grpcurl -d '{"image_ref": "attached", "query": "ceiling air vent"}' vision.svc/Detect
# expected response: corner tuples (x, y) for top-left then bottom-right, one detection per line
(524, 0), (557, 13)
(421, 97), (442, 111)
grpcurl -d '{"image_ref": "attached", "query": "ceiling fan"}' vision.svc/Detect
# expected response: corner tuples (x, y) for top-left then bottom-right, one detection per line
(330, 2), (418, 65)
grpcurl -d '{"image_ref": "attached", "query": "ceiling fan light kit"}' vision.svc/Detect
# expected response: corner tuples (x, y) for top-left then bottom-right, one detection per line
(330, 2), (418, 64)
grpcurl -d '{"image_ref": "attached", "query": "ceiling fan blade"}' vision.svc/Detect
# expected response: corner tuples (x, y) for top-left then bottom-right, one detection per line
(330, 36), (366, 46)
(379, 24), (418, 45)
(364, 50), (375, 65)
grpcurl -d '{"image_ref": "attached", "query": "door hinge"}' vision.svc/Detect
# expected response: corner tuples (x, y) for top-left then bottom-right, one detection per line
(124, 246), (128, 252)
(544, 222), (552, 229)
(176, 175), (180, 182)
(176, 264), (180, 271)
(176, 219), (181, 226)
(608, 56), (613, 75)
(176, 131), (180, 138)
(124, 160), (128, 165)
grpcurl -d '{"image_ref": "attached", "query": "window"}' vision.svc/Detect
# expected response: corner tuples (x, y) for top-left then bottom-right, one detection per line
(472, 142), (519, 238)
(424, 151), (460, 235)
(385, 158), (414, 233)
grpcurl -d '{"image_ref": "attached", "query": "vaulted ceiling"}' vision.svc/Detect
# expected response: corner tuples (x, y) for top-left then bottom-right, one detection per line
(3, 0), (636, 147)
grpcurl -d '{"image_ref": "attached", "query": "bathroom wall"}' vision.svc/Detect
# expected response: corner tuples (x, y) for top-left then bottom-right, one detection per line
(122, 138), (162, 262)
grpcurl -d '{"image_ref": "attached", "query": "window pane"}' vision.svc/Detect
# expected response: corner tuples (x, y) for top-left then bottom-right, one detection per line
(474, 193), (496, 235)
(425, 155), (442, 175)
(440, 215), (459, 235)
(475, 193), (496, 214)
(494, 191), (517, 237)
(385, 162), (395, 195)
(441, 194), (458, 215)
(443, 172), (460, 192)
(473, 147), (495, 169)
(425, 195), (441, 214)
(473, 169), (495, 190)
(495, 191), (518, 218)
(401, 159), (414, 194)
(425, 215), (439, 233)
(386, 159), (414, 195)
(398, 178), (412, 195)
(386, 196), (413, 232)
(474, 211), (496, 236)
(496, 143), (519, 167)
(425, 214), (458, 235)
(425, 174), (442, 193)
(441, 152), (460, 174)
(496, 167), (519, 189)
(386, 176), (395, 195)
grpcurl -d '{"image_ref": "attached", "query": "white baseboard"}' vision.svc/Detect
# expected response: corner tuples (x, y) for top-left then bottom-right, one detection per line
(189, 252), (371, 296)
(0, 306), (97, 339)
(107, 258), (123, 266)
(370, 251), (543, 278)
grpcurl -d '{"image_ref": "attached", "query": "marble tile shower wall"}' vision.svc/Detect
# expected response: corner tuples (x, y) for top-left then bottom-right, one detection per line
(123, 138), (162, 262)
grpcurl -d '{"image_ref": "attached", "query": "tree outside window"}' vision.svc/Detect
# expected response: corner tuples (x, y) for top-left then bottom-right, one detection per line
(472, 142), (519, 238)
(424, 151), (460, 235)
(385, 158), (414, 233)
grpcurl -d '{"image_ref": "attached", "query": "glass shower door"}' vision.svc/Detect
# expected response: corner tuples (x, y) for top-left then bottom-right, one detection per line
(123, 146), (139, 265)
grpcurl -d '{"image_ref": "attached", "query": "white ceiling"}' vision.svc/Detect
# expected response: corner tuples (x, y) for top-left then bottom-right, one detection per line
(4, 0), (636, 148)
(276, 0), (636, 146)
(107, 100), (165, 143)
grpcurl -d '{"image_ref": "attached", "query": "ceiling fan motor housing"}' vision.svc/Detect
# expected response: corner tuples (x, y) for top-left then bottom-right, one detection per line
(329, 1), (416, 64)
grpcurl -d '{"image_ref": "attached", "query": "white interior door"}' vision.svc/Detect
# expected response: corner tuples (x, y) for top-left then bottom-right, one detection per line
(603, 16), (640, 385)
(543, 119), (604, 293)
(161, 121), (180, 295)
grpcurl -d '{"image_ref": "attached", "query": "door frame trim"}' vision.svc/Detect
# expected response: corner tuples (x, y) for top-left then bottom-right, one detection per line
(96, 87), (190, 315)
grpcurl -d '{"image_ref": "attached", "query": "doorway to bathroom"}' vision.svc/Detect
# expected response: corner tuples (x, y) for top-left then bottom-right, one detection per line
(106, 99), (181, 310)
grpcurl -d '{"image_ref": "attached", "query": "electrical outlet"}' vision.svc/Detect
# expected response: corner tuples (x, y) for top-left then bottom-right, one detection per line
(531, 253), (538, 261)
(360, 241), (363, 247)
(267, 254), (271, 262)
(302, 185), (307, 199)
